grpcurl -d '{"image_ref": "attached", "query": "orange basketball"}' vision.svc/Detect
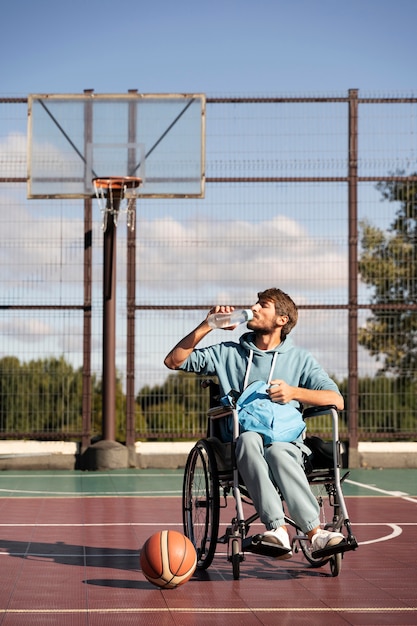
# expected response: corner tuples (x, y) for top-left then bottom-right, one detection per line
(140, 530), (197, 589)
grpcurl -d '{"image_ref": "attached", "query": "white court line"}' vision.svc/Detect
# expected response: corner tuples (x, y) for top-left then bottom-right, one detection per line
(0, 522), (183, 527)
(353, 522), (403, 545)
(345, 479), (417, 503)
(0, 607), (416, 615)
(0, 473), (181, 478)
(0, 521), (412, 549)
(0, 521), (260, 528)
(0, 552), (138, 558)
(0, 489), (182, 496)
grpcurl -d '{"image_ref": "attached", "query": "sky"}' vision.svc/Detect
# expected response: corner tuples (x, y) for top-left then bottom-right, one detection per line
(1, 0), (416, 387)
(2, 0), (417, 97)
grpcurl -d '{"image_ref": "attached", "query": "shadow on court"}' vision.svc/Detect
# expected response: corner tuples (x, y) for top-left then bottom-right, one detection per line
(0, 536), (333, 582)
(0, 538), (139, 571)
(84, 579), (146, 590)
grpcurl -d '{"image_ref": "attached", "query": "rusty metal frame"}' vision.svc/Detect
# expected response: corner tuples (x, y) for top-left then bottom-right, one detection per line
(1, 91), (417, 459)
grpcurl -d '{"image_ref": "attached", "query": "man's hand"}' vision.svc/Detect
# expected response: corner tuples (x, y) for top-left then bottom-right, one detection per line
(206, 305), (239, 330)
(267, 379), (295, 404)
(267, 380), (345, 411)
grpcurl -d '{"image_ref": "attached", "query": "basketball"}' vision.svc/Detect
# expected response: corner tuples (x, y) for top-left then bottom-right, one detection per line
(140, 530), (197, 589)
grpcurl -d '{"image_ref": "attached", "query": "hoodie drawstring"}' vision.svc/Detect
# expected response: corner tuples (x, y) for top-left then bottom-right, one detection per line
(243, 350), (278, 390)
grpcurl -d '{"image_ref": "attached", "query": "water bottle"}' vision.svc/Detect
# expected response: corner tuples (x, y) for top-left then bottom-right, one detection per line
(207, 309), (253, 329)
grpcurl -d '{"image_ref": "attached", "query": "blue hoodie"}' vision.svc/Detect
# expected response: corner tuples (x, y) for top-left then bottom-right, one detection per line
(179, 331), (340, 410)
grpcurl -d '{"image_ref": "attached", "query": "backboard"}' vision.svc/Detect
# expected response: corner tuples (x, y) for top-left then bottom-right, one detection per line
(27, 93), (206, 199)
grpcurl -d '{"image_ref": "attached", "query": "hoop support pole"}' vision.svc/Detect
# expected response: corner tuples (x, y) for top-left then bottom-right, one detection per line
(102, 194), (120, 441)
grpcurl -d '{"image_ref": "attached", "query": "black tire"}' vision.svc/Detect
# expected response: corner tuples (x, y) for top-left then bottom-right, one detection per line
(231, 538), (240, 580)
(299, 535), (343, 574)
(330, 551), (342, 576)
(299, 538), (330, 569)
(182, 440), (220, 570)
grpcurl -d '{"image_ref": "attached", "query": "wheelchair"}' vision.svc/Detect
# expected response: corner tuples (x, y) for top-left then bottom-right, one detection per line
(182, 381), (358, 579)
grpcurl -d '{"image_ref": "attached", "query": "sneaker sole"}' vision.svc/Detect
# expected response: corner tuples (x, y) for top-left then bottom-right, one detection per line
(317, 537), (344, 549)
(261, 534), (292, 558)
(312, 535), (344, 551)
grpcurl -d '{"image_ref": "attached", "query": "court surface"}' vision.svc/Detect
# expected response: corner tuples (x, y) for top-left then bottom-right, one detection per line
(0, 468), (416, 625)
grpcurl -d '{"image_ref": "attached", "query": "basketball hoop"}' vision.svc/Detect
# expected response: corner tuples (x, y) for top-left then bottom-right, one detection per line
(92, 176), (142, 232)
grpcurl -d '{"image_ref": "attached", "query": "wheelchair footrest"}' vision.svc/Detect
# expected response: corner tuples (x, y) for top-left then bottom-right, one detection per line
(243, 534), (292, 559)
(311, 536), (358, 560)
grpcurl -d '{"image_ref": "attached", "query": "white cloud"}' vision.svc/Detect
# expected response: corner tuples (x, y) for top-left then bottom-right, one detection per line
(134, 213), (347, 297)
(0, 132), (27, 178)
(0, 194), (83, 289)
(0, 317), (51, 341)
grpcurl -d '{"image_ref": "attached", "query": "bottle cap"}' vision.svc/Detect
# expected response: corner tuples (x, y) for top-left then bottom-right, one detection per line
(243, 309), (254, 321)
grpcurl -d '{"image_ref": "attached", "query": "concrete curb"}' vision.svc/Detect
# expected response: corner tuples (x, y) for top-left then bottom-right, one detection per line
(0, 440), (416, 470)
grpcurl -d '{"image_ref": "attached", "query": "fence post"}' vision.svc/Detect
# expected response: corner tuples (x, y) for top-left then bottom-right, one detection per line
(126, 90), (138, 466)
(348, 88), (359, 467)
(81, 90), (94, 452)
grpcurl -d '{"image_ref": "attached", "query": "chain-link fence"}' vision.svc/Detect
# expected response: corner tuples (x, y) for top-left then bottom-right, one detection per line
(0, 90), (416, 456)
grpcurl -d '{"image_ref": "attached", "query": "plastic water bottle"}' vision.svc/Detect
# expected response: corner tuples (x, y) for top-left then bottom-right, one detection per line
(207, 309), (254, 329)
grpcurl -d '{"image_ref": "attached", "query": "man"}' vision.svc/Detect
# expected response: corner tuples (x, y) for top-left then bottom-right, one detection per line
(164, 288), (344, 558)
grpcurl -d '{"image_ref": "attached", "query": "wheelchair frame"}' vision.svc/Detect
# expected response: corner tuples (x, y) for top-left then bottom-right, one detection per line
(182, 388), (358, 579)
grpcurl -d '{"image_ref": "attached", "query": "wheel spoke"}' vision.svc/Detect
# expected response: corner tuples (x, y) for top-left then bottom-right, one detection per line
(182, 441), (220, 570)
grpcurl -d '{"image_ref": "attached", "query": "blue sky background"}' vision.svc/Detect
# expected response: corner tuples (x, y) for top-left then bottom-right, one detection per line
(2, 0), (417, 96)
(1, 0), (416, 386)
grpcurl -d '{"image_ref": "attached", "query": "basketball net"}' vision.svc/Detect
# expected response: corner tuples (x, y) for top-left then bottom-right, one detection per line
(93, 177), (142, 232)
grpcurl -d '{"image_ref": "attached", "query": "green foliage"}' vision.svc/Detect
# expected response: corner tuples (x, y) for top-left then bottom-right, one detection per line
(91, 373), (134, 441)
(0, 356), (83, 435)
(1, 356), (415, 442)
(136, 371), (212, 439)
(304, 411), (348, 439)
(358, 176), (417, 382)
(358, 376), (416, 434)
(0, 356), (147, 442)
(338, 376), (416, 435)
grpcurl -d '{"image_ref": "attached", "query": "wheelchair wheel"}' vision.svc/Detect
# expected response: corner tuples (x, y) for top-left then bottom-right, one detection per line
(299, 538), (331, 569)
(329, 551), (342, 577)
(182, 440), (220, 570)
(298, 539), (342, 576)
(231, 538), (240, 580)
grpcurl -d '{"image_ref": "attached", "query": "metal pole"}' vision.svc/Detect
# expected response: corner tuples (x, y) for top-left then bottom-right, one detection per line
(102, 198), (120, 441)
(82, 89), (93, 451)
(126, 90), (138, 450)
(348, 88), (359, 465)
(82, 196), (92, 449)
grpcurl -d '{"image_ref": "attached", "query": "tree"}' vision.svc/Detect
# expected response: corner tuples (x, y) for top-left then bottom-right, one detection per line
(137, 371), (212, 439)
(91, 372), (147, 442)
(0, 356), (83, 435)
(358, 176), (417, 382)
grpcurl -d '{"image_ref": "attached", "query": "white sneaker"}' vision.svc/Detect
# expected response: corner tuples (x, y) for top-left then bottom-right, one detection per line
(262, 526), (292, 559)
(311, 528), (344, 552)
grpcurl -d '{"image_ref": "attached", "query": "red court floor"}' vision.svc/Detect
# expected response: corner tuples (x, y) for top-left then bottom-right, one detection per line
(0, 469), (416, 625)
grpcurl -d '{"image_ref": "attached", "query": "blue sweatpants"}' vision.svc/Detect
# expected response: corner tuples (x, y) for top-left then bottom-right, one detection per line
(235, 431), (320, 533)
